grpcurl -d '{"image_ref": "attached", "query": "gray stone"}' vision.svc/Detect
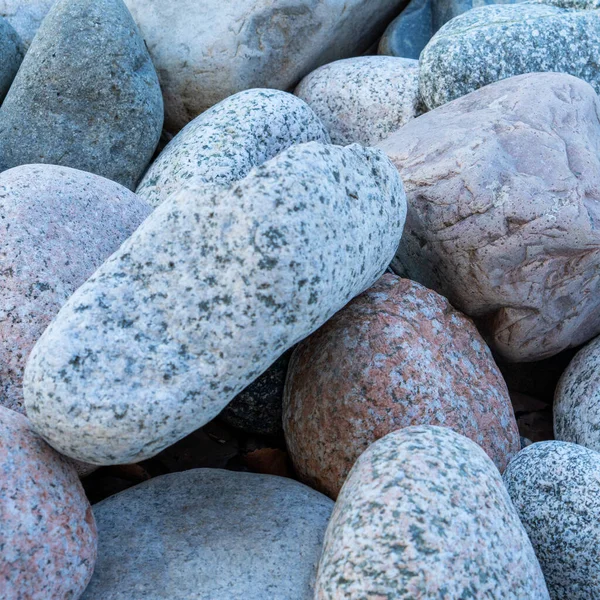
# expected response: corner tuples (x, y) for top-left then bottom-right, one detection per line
(0, 16), (22, 101)
(137, 89), (329, 209)
(378, 0), (433, 59)
(0, 0), (54, 48)
(0, 0), (164, 190)
(432, 0), (519, 31)
(532, 0), (600, 7)
(81, 469), (333, 600)
(315, 426), (549, 599)
(504, 441), (600, 599)
(23, 142), (407, 465)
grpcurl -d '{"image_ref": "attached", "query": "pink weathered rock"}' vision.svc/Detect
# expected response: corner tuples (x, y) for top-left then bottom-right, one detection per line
(376, 72), (600, 362)
(283, 273), (519, 498)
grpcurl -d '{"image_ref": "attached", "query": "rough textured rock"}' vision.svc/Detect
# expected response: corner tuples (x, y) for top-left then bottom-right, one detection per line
(81, 469), (333, 599)
(122, 0), (407, 132)
(284, 274), (519, 498)
(420, 3), (600, 110)
(0, 405), (97, 599)
(532, 0), (600, 6)
(24, 142), (407, 465)
(378, 0), (433, 59)
(0, 0), (54, 48)
(504, 441), (600, 599)
(315, 426), (549, 599)
(0, 0), (163, 190)
(295, 57), (421, 146)
(137, 89), (329, 209)
(0, 16), (22, 101)
(378, 72), (600, 362)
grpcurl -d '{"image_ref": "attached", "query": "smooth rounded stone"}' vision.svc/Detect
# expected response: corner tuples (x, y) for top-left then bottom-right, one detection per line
(81, 468), (333, 599)
(378, 0), (433, 59)
(0, 16), (22, 102)
(0, 0), (54, 48)
(377, 72), (600, 362)
(503, 441), (600, 599)
(315, 426), (550, 599)
(0, 0), (164, 190)
(137, 89), (330, 209)
(420, 3), (600, 111)
(295, 57), (421, 146)
(0, 405), (97, 599)
(24, 142), (407, 465)
(122, 0), (407, 133)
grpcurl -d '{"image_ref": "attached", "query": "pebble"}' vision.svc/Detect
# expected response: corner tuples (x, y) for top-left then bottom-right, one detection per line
(0, 16), (22, 101)
(0, 0), (53, 48)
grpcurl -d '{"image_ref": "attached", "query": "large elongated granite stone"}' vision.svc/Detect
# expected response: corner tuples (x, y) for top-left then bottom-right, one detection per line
(24, 142), (407, 465)
(377, 72), (600, 362)
(0, 0), (54, 48)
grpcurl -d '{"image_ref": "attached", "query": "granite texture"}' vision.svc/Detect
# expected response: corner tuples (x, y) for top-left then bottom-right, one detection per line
(504, 441), (600, 599)
(0, 16), (22, 102)
(315, 426), (549, 599)
(0, 0), (54, 48)
(24, 142), (407, 465)
(0, 405), (97, 599)
(81, 469), (333, 599)
(295, 56), (421, 146)
(284, 274), (519, 498)
(432, 0), (518, 31)
(378, 0), (433, 59)
(137, 89), (329, 209)
(0, 0), (164, 190)
(532, 0), (600, 6)
(378, 72), (600, 362)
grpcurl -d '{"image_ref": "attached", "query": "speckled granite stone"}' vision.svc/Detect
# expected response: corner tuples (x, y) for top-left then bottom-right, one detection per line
(315, 426), (549, 599)
(504, 441), (600, 599)
(0, 405), (97, 598)
(0, 0), (163, 190)
(137, 89), (329, 209)
(24, 142), (407, 465)
(378, 72), (600, 362)
(420, 3), (600, 110)
(531, 0), (600, 7)
(284, 274), (519, 498)
(432, 0), (519, 31)
(0, 16), (22, 102)
(295, 57), (421, 146)
(378, 0), (433, 59)
(81, 469), (333, 599)
(0, 0), (54, 48)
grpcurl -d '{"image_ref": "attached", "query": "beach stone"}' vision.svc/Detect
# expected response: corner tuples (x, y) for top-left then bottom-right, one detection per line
(378, 0), (433, 59)
(23, 142), (407, 466)
(534, 0), (600, 6)
(503, 441), (600, 599)
(0, 405), (97, 599)
(432, 0), (519, 31)
(315, 426), (549, 599)
(0, 0), (54, 48)
(284, 274), (519, 498)
(0, 0), (163, 190)
(81, 469), (333, 599)
(0, 16), (22, 102)
(137, 89), (329, 209)
(377, 72), (600, 362)
(295, 57), (421, 146)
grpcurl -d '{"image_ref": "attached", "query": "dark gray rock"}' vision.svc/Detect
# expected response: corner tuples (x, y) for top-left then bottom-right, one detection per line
(0, 16), (22, 101)
(378, 0), (433, 59)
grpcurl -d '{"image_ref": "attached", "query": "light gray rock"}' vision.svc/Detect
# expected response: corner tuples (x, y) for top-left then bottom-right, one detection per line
(504, 441), (600, 599)
(315, 426), (549, 599)
(0, 0), (53, 48)
(137, 89), (330, 209)
(0, 16), (23, 101)
(81, 469), (333, 600)
(23, 142), (407, 465)
(532, 0), (600, 7)
(0, 0), (163, 190)
(295, 57), (421, 146)
(377, 72), (600, 362)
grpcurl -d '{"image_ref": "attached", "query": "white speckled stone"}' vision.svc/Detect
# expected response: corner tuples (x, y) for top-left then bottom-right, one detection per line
(315, 426), (549, 599)
(0, 0), (54, 48)
(504, 441), (600, 599)
(24, 142), (407, 465)
(81, 469), (333, 599)
(137, 89), (330, 209)
(295, 56), (421, 146)
(532, 0), (600, 7)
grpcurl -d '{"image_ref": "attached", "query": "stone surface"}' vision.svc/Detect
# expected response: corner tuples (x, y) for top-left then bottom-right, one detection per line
(295, 57), (421, 146)
(378, 0), (433, 59)
(0, 405), (97, 598)
(504, 441), (600, 599)
(137, 89), (329, 209)
(0, 0), (54, 48)
(0, 0), (163, 190)
(378, 72), (600, 362)
(81, 469), (333, 599)
(0, 16), (22, 102)
(122, 0), (407, 132)
(432, 0), (518, 31)
(315, 426), (549, 599)
(24, 142), (407, 465)
(420, 3), (600, 110)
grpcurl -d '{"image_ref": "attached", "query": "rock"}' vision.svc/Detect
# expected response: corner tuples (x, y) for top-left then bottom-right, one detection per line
(0, 405), (97, 598)
(420, 3), (600, 110)
(377, 72), (600, 362)
(23, 142), (407, 465)
(315, 426), (549, 599)
(81, 469), (333, 599)
(295, 57), (421, 146)
(0, 16), (22, 101)
(503, 441), (600, 599)
(432, 0), (518, 31)
(137, 89), (330, 209)
(0, 0), (53, 48)
(531, 0), (600, 8)
(122, 0), (407, 132)
(0, 0), (163, 190)
(378, 0), (433, 59)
